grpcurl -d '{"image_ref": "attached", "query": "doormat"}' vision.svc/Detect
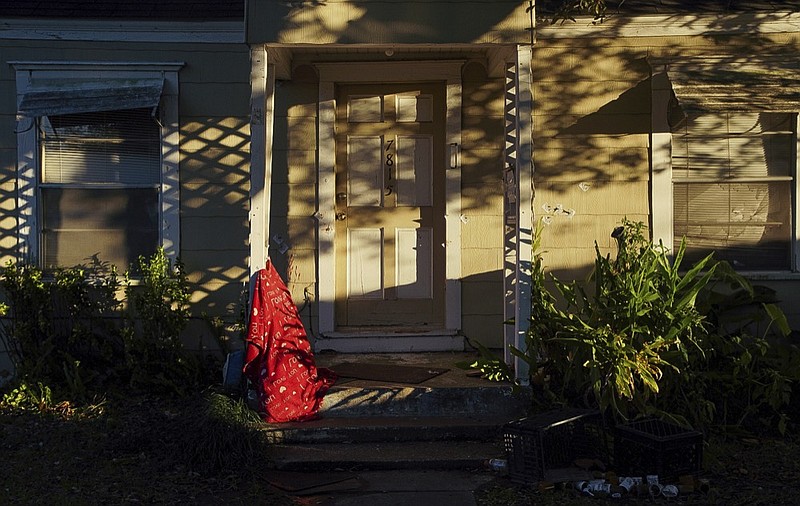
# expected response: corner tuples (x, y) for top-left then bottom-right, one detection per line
(330, 362), (449, 384)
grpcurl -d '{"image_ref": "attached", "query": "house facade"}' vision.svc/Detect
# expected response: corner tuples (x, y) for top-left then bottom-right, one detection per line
(2, 1), (800, 382)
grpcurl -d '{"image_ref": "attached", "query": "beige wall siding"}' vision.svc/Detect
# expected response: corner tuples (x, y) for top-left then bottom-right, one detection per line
(460, 62), (506, 348)
(532, 38), (652, 285)
(0, 39), (252, 353)
(247, 0), (531, 45)
(269, 73), (320, 333)
(0, 70), (18, 265)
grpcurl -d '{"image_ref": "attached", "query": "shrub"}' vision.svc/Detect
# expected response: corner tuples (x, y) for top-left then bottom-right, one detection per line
(514, 219), (799, 434)
(123, 248), (196, 394)
(0, 259), (123, 398)
(0, 249), (199, 399)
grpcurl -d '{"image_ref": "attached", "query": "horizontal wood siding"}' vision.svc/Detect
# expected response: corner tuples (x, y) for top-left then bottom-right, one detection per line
(269, 68), (320, 333)
(247, 0), (531, 45)
(460, 61), (505, 348)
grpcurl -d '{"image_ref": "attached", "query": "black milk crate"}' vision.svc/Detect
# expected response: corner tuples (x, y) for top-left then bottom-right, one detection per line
(503, 408), (609, 485)
(613, 418), (703, 482)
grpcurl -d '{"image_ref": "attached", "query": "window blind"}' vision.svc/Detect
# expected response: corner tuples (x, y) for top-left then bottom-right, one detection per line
(41, 108), (160, 185)
(672, 112), (794, 270)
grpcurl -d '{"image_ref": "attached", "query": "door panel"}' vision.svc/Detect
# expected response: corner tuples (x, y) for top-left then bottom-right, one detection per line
(396, 136), (433, 207)
(347, 228), (383, 299)
(335, 83), (445, 328)
(347, 136), (384, 207)
(396, 227), (433, 299)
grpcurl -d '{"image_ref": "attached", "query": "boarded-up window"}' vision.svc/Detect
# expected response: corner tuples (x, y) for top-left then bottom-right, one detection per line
(672, 112), (795, 270)
(39, 108), (160, 271)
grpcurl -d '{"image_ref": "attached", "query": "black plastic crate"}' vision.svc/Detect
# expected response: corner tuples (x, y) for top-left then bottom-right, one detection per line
(613, 418), (703, 482)
(503, 408), (609, 484)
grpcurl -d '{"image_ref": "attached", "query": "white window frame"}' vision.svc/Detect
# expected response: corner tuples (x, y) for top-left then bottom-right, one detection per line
(12, 61), (183, 267)
(651, 71), (800, 278)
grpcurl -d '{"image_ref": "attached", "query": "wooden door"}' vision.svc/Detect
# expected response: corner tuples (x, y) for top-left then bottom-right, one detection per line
(334, 83), (446, 328)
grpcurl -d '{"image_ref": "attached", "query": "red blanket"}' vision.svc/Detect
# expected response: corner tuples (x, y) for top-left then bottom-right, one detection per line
(243, 262), (336, 422)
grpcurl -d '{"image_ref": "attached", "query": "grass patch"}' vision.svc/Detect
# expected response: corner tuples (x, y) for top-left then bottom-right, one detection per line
(0, 389), (295, 505)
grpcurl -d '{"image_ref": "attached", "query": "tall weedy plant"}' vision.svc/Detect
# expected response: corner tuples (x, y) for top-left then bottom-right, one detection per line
(515, 220), (717, 421)
(515, 219), (798, 432)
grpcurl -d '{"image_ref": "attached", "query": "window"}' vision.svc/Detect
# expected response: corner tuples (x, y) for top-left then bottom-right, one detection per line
(650, 55), (800, 274)
(39, 109), (161, 271)
(671, 112), (796, 271)
(13, 62), (182, 272)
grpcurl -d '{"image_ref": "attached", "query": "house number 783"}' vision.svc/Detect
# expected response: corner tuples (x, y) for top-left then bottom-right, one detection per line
(385, 139), (394, 196)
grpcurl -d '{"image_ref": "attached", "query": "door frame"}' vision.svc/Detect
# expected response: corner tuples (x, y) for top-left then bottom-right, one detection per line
(315, 60), (464, 336)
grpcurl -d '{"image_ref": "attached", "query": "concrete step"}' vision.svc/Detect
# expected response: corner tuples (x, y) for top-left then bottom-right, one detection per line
(260, 415), (512, 444)
(268, 440), (506, 472)
(320, 384), (530, 419)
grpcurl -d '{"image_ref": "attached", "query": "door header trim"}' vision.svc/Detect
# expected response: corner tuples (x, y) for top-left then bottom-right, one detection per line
(316, 61), (465, 83)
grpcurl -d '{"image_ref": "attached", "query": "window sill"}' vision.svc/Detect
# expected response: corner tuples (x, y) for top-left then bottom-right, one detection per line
(737, 271), (800, 281)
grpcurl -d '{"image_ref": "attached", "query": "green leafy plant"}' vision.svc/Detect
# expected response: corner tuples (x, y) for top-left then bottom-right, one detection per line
(0, 249), (205, 401)
(0, 259), (124, 399)
(456, 338), (514, 382)
(123, 248), (196, 394)
(0, 262), (52, 381)
(514, 219), (798, 433)
(1, 381), (53, 412)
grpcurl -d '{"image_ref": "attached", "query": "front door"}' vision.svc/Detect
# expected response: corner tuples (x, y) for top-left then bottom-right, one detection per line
(334, 83), (446, 329)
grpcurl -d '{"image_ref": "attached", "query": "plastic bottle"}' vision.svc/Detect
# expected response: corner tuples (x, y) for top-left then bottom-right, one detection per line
(487, 458), (508, 472)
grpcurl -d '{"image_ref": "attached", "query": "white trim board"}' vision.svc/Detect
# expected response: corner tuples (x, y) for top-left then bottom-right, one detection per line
(537, 11), (800, 39)
(0, 20), (244, 43)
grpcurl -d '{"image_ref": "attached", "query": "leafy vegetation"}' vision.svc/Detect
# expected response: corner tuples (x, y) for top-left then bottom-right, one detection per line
(539, 0), (611, 22)
(457, 338), (514, 382)
(0, 250), (292, 503)
(123, 249), (199, 394)
(510, 219), (799, 434)
(0, 248), (206, 404)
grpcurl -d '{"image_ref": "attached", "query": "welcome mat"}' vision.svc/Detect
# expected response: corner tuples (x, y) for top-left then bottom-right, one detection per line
(330, 362), (449, 384)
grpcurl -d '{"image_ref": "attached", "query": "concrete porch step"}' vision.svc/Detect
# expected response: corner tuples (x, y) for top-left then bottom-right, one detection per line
(268, 439), (506, 472)
(259, 415), (511, 444)
(262, 352), (526, 472)
(320, 384), (530, 419)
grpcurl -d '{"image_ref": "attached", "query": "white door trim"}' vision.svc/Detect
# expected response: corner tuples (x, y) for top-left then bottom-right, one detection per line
(513, 45), (534, 385)
(316, 60), (464, 337)
(249, 46), (275, 277)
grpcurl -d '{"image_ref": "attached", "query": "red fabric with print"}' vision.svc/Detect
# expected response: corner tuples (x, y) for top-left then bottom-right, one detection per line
(243, 262), (337, 422)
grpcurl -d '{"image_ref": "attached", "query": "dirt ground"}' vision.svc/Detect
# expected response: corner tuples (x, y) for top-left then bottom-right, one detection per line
(476, 435), (800, 505)
(0, 395), (295, 505)
(3, 395), (799, 505)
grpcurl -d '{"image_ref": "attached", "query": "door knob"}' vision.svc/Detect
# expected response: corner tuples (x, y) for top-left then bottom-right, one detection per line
(336, 212), (347, 221)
